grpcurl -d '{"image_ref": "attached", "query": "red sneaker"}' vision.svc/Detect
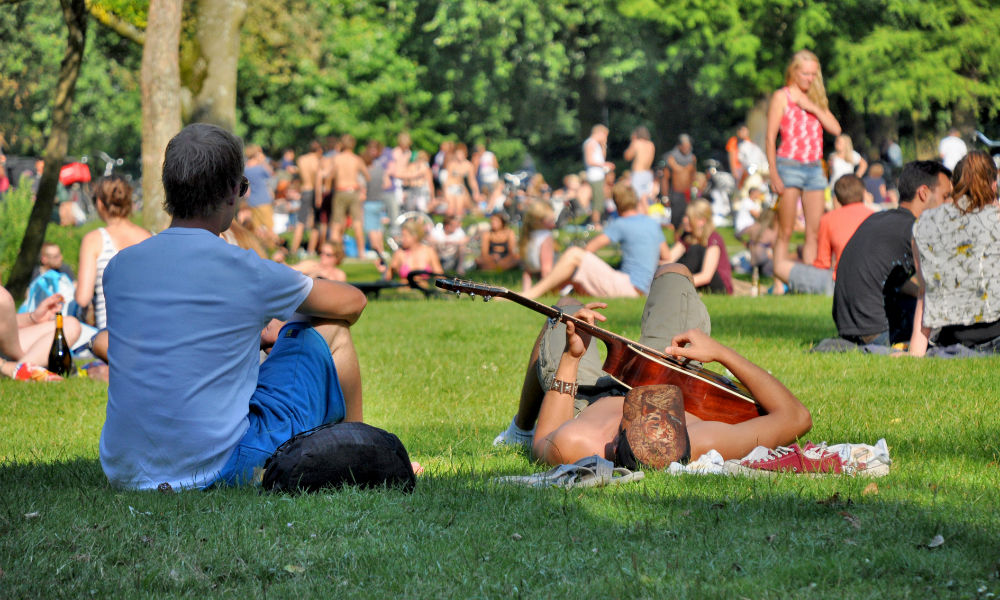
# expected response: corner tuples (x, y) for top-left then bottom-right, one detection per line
(12, 362), (63, 382)
(739, 443), (843, 474)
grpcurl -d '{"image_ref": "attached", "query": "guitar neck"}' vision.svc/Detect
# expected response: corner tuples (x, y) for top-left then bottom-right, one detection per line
(499, 290), (663, 359)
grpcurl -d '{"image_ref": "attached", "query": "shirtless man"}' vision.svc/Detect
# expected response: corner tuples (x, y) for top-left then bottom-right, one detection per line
(584, 125), (614, 224)
(666, 134), (697, 235)
(329, 134), (369, 251)
(494, 264), (812, 468)
(291, 141), (324, 256)
(624, 126), (656, 207)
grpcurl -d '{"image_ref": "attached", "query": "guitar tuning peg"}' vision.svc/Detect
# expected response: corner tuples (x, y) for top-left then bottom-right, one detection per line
(483, 296), (491, 302)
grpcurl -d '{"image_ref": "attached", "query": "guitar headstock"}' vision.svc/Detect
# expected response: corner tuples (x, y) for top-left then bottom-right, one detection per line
(434, 278), (510, 301)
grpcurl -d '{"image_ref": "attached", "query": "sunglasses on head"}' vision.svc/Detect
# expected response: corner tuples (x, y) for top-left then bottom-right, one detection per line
(238, 176), (249, 197)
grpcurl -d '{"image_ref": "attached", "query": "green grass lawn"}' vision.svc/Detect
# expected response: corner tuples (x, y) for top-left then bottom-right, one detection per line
(3, 286), (1000, 597)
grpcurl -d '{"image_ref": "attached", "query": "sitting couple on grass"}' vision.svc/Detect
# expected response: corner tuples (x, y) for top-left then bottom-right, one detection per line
(495, 263), (813, 469)
(99, 123), (419, 491)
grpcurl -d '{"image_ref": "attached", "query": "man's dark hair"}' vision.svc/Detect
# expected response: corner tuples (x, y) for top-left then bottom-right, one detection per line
(162, 123), (244, 219)
(833, 174), (865, 205)
(897, 160), (952, 204)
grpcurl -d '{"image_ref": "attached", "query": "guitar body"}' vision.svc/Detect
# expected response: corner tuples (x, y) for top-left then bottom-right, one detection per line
(434, 277), (768, 425)
(601, 343), (764, 424)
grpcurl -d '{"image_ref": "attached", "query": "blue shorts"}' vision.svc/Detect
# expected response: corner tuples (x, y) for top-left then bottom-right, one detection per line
(776, 157), (826, 191)
(363, 200), (386, 233)
(212, 322), (346, 487)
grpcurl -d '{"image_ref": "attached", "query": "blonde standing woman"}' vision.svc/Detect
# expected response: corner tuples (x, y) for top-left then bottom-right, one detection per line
(766, 50), (842, 269)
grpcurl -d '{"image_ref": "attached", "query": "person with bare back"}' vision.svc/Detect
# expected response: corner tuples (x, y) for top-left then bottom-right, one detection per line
(625, 126), (656, 207)
(329, 134), (369, 253)
(292, 140), (324, 256)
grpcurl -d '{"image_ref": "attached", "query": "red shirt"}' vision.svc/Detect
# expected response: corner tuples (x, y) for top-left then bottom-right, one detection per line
(814, 202), (874, 278)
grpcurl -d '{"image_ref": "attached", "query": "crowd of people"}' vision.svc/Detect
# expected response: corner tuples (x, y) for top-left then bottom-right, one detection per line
(1, 47), (998, 488)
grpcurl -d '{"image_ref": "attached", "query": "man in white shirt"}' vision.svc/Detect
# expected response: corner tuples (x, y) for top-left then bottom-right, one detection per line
(938, 128), (967, 171)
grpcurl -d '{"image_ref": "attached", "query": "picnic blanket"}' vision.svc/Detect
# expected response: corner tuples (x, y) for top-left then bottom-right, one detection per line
(668, 439), (891, 477)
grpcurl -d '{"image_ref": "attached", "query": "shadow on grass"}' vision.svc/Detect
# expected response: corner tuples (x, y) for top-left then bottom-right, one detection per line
(1, 455), (998, 598)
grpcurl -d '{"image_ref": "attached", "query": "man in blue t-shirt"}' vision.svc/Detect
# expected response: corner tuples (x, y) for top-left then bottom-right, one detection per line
(100, 123), (368, 490)
(522, 182), (668, 300)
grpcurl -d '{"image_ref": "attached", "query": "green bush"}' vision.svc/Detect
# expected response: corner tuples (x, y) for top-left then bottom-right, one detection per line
(0, 180), (33, 281)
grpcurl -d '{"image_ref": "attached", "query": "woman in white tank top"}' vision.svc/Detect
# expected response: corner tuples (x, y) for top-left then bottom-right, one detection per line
(76, 176), (151, 329)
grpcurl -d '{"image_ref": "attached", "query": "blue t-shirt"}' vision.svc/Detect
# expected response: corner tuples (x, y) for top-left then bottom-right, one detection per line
(602, 214), (665, 293)
(244, 164), (273, 208)
(99, 228), (313, 490)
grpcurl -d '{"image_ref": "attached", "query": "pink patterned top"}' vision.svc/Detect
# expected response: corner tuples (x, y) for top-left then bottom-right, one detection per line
(777, 87), (823, 163)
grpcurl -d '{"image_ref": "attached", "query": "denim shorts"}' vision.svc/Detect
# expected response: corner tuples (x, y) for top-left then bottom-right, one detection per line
(776, 157), (827, 191)
(212, 322), (346, 487)
(363, 200), (386, 233)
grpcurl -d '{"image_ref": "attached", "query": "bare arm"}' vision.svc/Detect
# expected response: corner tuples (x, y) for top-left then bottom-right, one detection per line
(667, 329), (812, 459)
(74, 230), (100, 309)
(659, 241), (672, 263)
(624, 139), (636, 161)
(792, 89), (842, 136)
(539, 235), (555, 277)
(667, 240), (686, 263)
(855, 155), (868, 178)
(765, 89), (786, 194)
(297, 278), (367, 325)
(908, 239), (930, 357)
(532, 306), (608, 463)
(584, 233), (611, 253)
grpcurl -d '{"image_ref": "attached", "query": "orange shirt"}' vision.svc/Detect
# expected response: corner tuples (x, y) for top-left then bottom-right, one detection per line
(815, 202), (874, 277)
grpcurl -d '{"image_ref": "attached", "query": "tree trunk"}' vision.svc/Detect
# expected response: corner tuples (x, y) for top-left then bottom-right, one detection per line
(4, 0), (87, 299)
(187, 0), (247, 131)
(141, 0), (183, 232)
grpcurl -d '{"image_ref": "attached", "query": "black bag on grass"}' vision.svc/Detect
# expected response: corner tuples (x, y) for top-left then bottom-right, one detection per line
(261, 422), (416, 494)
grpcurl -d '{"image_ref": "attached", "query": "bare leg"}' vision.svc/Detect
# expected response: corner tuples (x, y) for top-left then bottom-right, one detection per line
(306, 225), (321, 255)
(90, 329), (109, 362)
(799, 190), (825, 266)
(310, 318), (363, 423)
(774, 187), (801, 266)
(18, 316), (81, 365)
(0, 287), (24, 361)
(352, 220), (365, 256)
(329, 221), (344, 244)
(521, 246), (587, 300)
(290, 222), (306, 254)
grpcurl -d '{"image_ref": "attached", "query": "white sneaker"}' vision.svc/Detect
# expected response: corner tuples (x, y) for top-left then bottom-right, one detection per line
(493, 417), (534, 447)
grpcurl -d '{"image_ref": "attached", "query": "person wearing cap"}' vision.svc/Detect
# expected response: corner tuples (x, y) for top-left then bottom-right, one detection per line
(495, 263), (812, 468)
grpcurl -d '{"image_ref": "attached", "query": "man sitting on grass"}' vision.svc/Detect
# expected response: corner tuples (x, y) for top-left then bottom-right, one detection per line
(100, 123), (368, 490)
(520, 182), (669, 300)
(495, 264), (813, 467)
(771, 174), (873, 296)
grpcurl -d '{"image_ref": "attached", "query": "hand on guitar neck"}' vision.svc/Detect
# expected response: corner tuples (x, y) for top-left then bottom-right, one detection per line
(563, 303), (607, 359)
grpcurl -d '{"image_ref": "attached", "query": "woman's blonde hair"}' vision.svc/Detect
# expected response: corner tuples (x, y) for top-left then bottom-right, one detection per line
(520, 200), (554, 257)
(951, 150), (998, 214)
(785, 49), (829, 111)
(401, 218), (426, 242)
(685, 199), (716, 246)
(835, 134), (854, 158)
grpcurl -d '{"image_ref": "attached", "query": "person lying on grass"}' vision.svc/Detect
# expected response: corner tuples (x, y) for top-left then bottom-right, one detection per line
(99, 123), (372, 490)
(494, 263), (813, 467)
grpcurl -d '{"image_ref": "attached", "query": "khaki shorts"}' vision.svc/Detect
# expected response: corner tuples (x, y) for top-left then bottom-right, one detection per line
(332, 190), (362, 225)
(535, 270), (711, 415)
(571, 251), (640, 298)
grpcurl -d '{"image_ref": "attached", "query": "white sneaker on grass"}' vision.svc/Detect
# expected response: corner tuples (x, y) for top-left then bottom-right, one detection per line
(493, 417), (534, 447)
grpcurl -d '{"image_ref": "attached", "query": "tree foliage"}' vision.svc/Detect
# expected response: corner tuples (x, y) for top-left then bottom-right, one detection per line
(3, 0), (1000, 185)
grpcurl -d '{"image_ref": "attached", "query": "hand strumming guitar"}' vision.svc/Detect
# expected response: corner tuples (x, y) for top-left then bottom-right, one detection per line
(666, 328), (731, 365)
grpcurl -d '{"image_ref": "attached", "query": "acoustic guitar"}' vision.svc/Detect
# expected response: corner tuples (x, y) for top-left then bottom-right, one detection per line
(435, 277), (765, 425)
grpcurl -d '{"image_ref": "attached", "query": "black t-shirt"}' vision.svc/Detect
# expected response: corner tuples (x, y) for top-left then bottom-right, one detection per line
(833, 207), (916, 339)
